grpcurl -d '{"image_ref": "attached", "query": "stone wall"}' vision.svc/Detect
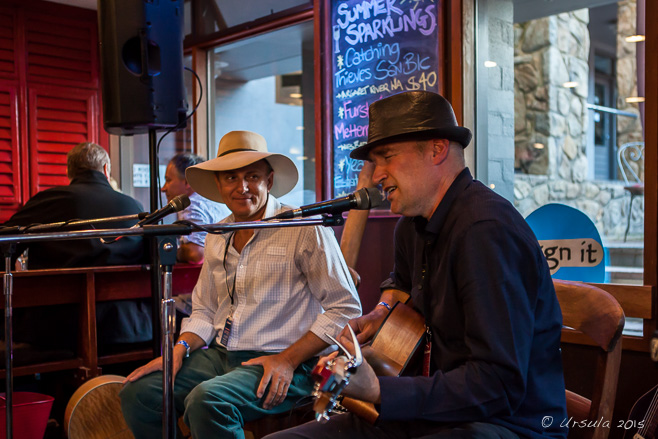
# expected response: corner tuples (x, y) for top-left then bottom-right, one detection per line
(513, 2), (644, 242)
(616, 0), (644, 181)
(513, 10), (590, 180)
(514, 175), (642, 240)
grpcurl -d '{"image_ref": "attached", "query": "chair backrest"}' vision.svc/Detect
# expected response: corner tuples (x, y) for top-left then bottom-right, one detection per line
(617, 142), (645, 185)
(553, 279), (625, 439)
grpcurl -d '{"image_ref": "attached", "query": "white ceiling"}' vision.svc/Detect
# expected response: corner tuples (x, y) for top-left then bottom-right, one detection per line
(45, 0), (97, 10)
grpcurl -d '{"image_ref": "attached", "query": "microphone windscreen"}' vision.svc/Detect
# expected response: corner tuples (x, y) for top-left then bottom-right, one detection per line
(353, 187), (383, 209)
(365, 187), (383, 208)
(171, 194), (191, 211)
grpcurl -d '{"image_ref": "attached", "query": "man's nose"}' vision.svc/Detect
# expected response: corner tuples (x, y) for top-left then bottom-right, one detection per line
(372, 165), (386, 185)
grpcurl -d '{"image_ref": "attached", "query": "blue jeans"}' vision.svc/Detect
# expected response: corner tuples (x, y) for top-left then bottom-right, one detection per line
(120, 343), (315, 439)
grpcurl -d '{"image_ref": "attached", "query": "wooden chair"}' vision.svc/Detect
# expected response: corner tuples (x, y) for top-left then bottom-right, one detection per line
(553, 279), (625, 439)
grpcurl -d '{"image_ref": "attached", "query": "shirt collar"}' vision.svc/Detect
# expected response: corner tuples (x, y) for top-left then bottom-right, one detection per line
(70, 169), (111, 187)
(414, 167), (473, 236)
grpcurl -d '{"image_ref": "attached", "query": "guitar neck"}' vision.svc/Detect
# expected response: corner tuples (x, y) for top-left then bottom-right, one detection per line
(627, 384), (658, 439)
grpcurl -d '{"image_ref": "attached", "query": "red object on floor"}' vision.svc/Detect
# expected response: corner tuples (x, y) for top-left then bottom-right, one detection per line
(0, 392), (54, 439)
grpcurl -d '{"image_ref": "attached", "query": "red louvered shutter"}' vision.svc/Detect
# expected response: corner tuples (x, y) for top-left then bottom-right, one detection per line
(0, 83), (22, 222)
(24, 10), (98, 89)
(0, 1), (106, 217)
(0, 6), (21, 80)
(28, 85), (99, 195)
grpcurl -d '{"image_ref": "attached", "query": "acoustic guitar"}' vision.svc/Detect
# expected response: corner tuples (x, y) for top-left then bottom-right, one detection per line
(624, 384), (658, 439)
(64, 374), (134, 439)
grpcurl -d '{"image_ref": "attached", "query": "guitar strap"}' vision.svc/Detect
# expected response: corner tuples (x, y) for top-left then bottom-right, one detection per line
(421, 239), (433, 378)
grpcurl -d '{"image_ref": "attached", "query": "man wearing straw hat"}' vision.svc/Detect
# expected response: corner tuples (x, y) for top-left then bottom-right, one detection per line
(120, 130), (362, 438)
(266, 91), (567, 439)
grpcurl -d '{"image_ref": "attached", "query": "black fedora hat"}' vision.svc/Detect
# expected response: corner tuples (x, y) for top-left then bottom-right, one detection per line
(350, 91), (472, 160)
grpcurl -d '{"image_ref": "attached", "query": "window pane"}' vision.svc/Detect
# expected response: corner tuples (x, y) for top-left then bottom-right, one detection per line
(208, 21), (315, 206)
(189, 0), (312, 38)
(477, 0), (645, 333)
(501, 0), (645, 335)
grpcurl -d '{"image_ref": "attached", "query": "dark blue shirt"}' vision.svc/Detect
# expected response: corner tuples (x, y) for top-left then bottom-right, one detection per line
(378, 168), (567, 438)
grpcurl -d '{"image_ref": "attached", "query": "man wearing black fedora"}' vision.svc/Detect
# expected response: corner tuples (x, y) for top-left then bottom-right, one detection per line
(266, 91), (567, 439)
(120, 131), (362, 438)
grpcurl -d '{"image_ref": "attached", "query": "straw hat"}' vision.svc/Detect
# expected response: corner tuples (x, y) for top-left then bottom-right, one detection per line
(186, 131), (298, 203)
(350, 91), (472, 160)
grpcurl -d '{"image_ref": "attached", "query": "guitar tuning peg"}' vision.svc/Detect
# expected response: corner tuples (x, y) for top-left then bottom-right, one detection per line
(325, 333), (354, 361)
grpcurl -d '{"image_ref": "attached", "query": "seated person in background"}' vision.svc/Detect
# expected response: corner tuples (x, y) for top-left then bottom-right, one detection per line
(120, 130), (362, 439)
(2, 142), (152, 353)
(265, 91), (567, 439)
(161, 152), (229, 264)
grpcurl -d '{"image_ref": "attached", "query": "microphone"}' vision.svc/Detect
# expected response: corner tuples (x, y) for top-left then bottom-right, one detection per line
(268, 187), (383, 220)
(134, 194), (191, 227)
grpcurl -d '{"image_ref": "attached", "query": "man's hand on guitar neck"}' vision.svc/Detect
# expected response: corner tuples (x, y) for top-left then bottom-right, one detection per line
(339, 288), (409, 346)
(317, 343), (382, 404)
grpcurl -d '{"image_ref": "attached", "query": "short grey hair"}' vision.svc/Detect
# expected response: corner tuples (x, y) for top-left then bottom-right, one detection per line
(67, 142), (110, 179)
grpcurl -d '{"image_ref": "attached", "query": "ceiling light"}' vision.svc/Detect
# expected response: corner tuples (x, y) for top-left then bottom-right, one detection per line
(289, 93), (302, 99)
(562, 81), (578, 89)
(625, 96), (645, 103)
(625, 35), (645, 43)
(533, 143), (545, 149)
(489, 183), (496, 189)
(484, 61), (497, 68)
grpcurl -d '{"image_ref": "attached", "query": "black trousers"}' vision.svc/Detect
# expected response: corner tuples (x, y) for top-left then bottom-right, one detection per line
(263, 413), (521, 439)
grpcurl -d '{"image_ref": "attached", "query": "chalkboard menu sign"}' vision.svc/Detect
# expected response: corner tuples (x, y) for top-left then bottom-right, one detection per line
(331, 0), (441, 197)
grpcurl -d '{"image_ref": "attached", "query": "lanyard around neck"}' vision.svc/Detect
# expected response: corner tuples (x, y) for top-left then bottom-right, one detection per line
(222, 232), (237, 306)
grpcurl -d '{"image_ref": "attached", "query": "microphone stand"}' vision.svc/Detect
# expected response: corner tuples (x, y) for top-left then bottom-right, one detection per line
(149, 129), (162, 358)
(0, 215), (344, 439)
(157, 235), (177, 437)
(3, 242), (15, 439)
(0, 213), (145, 235)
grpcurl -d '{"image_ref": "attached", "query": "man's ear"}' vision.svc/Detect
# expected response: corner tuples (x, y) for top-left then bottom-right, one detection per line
(429, 139), (450, 165)
(267, 171), (274, 191)
(102, 163), (111, 181)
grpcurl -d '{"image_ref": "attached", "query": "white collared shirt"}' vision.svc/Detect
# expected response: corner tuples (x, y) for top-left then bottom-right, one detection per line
(180, 195), (362, 352)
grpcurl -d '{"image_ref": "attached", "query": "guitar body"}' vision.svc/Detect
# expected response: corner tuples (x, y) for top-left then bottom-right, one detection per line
(367, 301), (426, 376)
(341, 302), (426, 423)
(64, 375), (134, 439)
(624, 384), (658, 439)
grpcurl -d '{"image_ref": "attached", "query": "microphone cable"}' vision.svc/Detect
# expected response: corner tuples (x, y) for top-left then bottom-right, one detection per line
(155, 66), (204, 211)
